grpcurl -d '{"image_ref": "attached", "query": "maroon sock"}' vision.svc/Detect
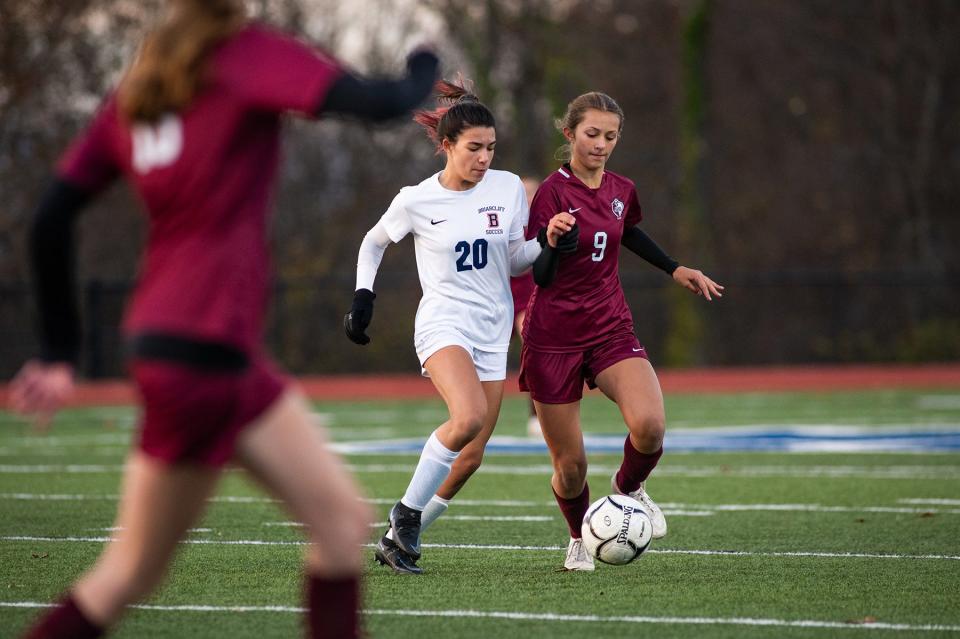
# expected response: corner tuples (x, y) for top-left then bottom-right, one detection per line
(615, 438), (663, 494)
(552, 482), (590, 539)
(306, 573), (361, 639)
(22, 595), (103, 639)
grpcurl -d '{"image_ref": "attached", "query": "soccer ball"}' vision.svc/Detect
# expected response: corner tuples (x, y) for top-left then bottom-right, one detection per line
(581, 494), (653, 565)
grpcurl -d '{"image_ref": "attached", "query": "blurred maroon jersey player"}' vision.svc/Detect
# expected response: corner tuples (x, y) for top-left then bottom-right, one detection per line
(11, 2), (438, 637)
(59, 25), (343, 354)
(519, 92), (723, 571)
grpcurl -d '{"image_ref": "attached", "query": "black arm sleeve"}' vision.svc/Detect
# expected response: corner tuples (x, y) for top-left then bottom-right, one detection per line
(532, 244), (561, 288)
(318, 50), (439, 121)
(621, 226), (679, 275)
(30, 178), (94, 364)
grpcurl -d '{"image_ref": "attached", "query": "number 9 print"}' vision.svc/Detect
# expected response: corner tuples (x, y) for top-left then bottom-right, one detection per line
(592, 231), (607, 262)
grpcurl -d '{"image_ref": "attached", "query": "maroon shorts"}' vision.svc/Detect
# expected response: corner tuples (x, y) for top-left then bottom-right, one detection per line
(519, 332), (648, 404)
(131, 357), (287, 466)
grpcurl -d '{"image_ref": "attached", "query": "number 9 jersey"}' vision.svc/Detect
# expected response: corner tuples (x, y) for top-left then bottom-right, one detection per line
(522, 164), (643, 353)
(378, 170), (529, 354)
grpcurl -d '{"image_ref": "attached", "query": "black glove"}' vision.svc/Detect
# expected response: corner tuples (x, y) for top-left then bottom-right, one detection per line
(344, 289), (376, 345)
(536, 224), (579, 254)
(556, 223), (579, 253)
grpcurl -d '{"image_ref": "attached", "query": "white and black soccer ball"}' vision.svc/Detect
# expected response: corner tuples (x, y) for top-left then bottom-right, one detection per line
(581, 494), (653, 565)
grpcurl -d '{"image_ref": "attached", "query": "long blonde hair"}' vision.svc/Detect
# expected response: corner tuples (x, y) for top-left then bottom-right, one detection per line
(118, 0), (246, 122)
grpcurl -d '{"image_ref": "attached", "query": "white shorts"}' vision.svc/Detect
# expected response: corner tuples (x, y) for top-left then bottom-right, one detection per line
(415, 330), (507, 382)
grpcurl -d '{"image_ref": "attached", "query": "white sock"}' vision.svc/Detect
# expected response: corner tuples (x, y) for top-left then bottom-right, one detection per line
(399, 430), (459, 511)
(420, 495), (451, 533)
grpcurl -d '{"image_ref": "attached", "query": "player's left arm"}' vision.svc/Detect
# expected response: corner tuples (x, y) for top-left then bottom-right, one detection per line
(620, 188), (723, 300)
(620, 226), (723, 300)
(320, 50), (439, 121)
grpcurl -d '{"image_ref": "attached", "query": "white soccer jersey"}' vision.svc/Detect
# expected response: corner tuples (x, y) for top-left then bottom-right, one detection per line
(379, 169), (529, 352)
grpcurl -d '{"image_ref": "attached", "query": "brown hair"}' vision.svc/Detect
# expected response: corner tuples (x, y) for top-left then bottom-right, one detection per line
(118, 0), (246, 122)
(413, 78), (496, 154)
(555, 91), (624, 161)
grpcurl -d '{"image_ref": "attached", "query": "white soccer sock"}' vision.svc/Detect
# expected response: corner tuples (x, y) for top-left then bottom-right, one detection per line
(420, 495), (451, 533)
(399, 430), (459, 511)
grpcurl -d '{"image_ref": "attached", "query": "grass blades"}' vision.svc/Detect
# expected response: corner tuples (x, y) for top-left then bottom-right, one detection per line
(1, 389), (959, 638)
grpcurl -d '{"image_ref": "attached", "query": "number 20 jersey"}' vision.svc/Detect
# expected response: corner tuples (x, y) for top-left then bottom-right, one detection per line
(522, 165), (643, 353)
(379, 169), (528, 353)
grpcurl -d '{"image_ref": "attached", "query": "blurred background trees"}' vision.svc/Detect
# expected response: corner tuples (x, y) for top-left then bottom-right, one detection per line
(1, 0), (958, 378)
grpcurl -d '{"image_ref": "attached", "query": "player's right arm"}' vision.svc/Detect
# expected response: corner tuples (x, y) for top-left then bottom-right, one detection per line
(527, 182), (578, 287)
(11, 97), (121, 425)
(344, 191), (413, 345)
(344, 221), (391, 345)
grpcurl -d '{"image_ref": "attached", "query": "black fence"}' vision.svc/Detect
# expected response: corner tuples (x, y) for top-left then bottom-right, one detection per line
(2, 270), (958, 379)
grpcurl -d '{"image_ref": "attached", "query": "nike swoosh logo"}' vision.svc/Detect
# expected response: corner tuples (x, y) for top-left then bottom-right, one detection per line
(568, 207), (581, 214)
(632, 348), (643, 352)
(430, 219), (447, 225)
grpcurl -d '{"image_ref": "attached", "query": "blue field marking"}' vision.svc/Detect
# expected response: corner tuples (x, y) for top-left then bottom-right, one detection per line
(331, 425), (960, 455)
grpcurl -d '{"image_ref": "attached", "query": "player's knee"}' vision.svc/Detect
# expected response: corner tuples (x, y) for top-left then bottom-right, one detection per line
(553, 456), (588, 490)
(627, 412), (665, 450)
(448, 405), (486, 442)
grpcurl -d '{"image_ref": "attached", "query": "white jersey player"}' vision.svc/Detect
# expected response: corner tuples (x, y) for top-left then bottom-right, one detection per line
(380, 168), (530, 367)
(343, 80), (577, 574)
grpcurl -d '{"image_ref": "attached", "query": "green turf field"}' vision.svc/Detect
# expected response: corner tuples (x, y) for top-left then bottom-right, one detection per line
(2, 388), (959, 638)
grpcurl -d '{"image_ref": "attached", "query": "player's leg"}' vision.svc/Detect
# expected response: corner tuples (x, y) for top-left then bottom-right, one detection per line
(22, 452), (220, 637)
(382, 345), (486, 564)
(519, 344), (594, 569)
(233, 389), (371, 638)
(593, 356), (667, 538)
(425, 379), (505, 531)
(536, 400), (594, 571)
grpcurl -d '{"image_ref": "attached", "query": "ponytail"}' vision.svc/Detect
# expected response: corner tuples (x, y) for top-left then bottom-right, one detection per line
(413, 78), (495, 153)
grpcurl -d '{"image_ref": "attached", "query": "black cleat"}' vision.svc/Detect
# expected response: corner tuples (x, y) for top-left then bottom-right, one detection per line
(374, 535), (423, 575)
(389, 501), (423, 559)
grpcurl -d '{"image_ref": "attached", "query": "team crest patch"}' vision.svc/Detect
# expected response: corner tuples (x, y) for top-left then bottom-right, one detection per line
(611, 198), (625, 219)
(479, 204), (505, 235)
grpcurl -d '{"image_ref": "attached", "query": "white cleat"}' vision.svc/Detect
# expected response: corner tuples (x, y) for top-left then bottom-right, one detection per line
(526, 415), (543, 438)
(563, 537), (595, 571)
(612, 473), (667, 539)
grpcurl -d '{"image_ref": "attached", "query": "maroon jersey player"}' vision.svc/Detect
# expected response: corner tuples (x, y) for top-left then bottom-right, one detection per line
(520, 91), (723, 571)
(10, 1), (438, 637)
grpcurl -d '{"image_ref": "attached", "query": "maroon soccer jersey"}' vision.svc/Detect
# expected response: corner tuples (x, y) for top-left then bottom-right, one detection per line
(56, 25), (343, 352)
(522, 165), (642, 352)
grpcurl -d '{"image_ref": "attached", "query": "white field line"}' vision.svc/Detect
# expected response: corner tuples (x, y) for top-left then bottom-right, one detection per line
(2, 493), (959, 515)
(266, 515), (555, 527)
(916, 395), (960, 410)
(0, 602), (958, 632)
(899, 498), (960, 506)
(3, 463), (960, 481)
(3, 536), (959, 561)
(95, 527), (211, 533)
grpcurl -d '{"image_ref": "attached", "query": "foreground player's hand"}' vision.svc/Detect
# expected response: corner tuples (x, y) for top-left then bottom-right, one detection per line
(673, 266), (724, 301)
(344, 288), (376, 345)
(545, 212), (578, 250)
(8, 360), (75, 432)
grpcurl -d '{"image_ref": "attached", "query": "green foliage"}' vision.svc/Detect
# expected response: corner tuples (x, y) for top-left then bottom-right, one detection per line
(669, 0), (712, 366)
